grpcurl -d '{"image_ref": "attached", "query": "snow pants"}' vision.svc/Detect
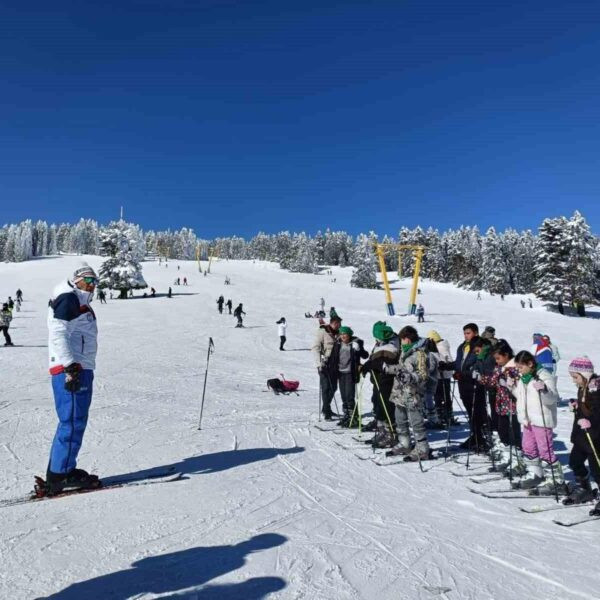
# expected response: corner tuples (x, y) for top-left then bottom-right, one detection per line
(497, 413), (521, 449)
(434, 378), (452, 421)
(279, 335), (286, 350)
(338, 372), (355, 415)
(0, 326), (12, 345)
(371, 373), (395, 426)
(395, 401), (428, 449)
(460, 383), (487, 445)
(521, 424), (556, 463)
(569, 443), (600, 484)
(49, 370), (94, 474)
(320, 370), (337, 416)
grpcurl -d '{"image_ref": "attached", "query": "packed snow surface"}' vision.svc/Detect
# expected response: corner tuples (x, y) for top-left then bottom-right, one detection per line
(0, 256), (599, 599)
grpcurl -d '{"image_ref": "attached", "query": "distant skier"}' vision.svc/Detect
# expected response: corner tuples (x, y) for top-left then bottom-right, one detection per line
(97, 289), (107, 304)
(233, 303), (246, 327)
(320, 297), (325, 312)
(416, 304), (425, 323)
(7, 296), (14, 310)
(477, 292), (482, 301)
(15, 298), (21, 312)
(0, 303), (14, 346)
(167, 287), (172, 298)
(183, 277), (188, 286)
(45, 263), (100, 495)
(529, 298), (533, 309)
(150, 287), (156, 297)
(226, 299), (233, 314)
(217, 295), (225, 314)
(277, 318), (287, 350)
(16, 289), (23, 302)
(520, 300), (525, 308)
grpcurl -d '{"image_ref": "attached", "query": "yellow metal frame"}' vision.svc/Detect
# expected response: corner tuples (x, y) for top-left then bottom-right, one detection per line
(375, 243), (426, 315)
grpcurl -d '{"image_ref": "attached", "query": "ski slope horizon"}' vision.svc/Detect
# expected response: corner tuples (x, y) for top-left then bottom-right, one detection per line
(0, 255), (598, 599)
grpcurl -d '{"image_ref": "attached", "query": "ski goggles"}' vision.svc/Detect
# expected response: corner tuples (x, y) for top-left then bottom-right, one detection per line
(83, 276), (98, 284)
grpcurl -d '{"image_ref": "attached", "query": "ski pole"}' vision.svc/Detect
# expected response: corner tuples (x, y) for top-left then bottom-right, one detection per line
(318, 369), (322, 421)
(350, 377), (366, 434)
(535, 381), (560, 503)
(584, 430), (600, 472)
(443, 380), (452, 462)
(198, 337), (215, 430)
(485, 388), (496, 472)
(372, 373), (395, 437)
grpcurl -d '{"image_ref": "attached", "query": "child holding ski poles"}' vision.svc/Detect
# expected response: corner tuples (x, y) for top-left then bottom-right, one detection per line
(563, 357), (600, 514)
(511, 350), (566, 496)
(477, 340), (524, 475)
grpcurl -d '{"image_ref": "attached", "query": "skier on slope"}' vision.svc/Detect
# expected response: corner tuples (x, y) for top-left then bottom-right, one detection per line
(217, 295), (225, 314)
(226, 299), (233, 314)
(454, 323), (482, 450)
(276, 318), (287, 351)
(563, 357), (600, 513)
(16, 288), (23, 302)
(511, 350), (566, 496)
(327, 326), (368, 428)
(312, 314), (342, 420)
(360, 321), (400, 448)
(44, 263), (100, 495)
(0, 303), (14, 346)
(426, 331), (455, 427)
(470, 337), (497, 450)
(416, 304), (425, 323)
(383, 326), (434, 461)
(531, 333), (554, 373)
(233, 303), (246, 327)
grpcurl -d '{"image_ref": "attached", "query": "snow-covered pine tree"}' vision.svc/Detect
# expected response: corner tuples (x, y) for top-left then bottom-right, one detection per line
(350, 233), (378, 289)
(288, 233), (318, 273)
(563, 211), (596, 315)
(534, 216), (570, 306)
(482, 227), (510, 294)
(98, 220), (147, 298)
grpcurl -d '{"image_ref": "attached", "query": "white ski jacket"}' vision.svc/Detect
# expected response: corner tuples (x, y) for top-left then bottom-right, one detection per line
(515, 368), (558, 429)
(278, 323), (287, 337)
(48, 281), (98, 374)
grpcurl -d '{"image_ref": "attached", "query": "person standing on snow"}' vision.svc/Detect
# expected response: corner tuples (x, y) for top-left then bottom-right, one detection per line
(276, 318), (287, 351)
(226, 299), (233, 314)
(233, 303), (246, 327)
(416, 304), (425, 323)
(427, 331), (454, 427)
(45, 263), (100, 495)
(16, 288), (23, 302)
(0, 303), (14, 346)
(312, 315), (342, 420)
(217, 295), (225, 314)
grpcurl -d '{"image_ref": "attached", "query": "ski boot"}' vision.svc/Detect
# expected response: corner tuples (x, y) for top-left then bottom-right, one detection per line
(385, 435), (411, 457)
(403, 440), (431, 462)
(563, 476), (597, 505)
(589, 500), (600, 517)
(511, 457), (543, 490)
(362, 419), (378, 433)
(371, 425), (397, 449)
(44, 468), (100, 497)
(530, 461), (568, 496)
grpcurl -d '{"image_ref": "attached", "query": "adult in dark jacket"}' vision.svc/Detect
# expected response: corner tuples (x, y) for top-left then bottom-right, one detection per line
(217, 295), (225, 314)
(327, 326), (368, 427)
(564, 357), (600, 508)
(454, 323), (482, 450)
(233, 303), (246, 327)
(361, 321), (400, 446)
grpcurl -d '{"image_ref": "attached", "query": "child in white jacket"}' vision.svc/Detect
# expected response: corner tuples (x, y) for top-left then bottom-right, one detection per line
(512, 350), (566, 495)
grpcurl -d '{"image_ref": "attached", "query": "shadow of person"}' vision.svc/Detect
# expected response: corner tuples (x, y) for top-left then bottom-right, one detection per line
(160, 576), (286, 599)
(44, 533), (287, 599)
(105, 447), (304, 484)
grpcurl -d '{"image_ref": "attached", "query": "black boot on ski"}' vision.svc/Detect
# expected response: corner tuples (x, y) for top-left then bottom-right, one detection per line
(45, 468), (100, 496)
(589, 500), (600, 517)
(563, 477), (597, 505)
(362, 419), (378, 432)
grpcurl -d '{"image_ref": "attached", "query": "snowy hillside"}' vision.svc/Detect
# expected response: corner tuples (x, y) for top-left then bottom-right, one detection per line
(0, 256), (598, 599)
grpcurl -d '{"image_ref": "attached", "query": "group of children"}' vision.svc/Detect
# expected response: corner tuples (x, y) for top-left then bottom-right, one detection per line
(312, 315), (600, 516)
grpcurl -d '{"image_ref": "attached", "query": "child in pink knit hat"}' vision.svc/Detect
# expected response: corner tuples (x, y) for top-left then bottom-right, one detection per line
(564, 356), (600, 515)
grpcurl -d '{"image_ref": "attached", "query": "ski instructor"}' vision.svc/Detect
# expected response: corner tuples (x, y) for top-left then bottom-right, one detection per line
(45, 263), (100, 495)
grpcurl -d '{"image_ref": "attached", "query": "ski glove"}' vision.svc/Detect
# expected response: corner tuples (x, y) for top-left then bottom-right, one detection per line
(64, 363), (82, 393)
(569, 399), (578, 411)
(351, 341), (360, 352)
(532, 380), (546, 392)
(472, 371), (481, 381)
(578, 418), (591, 430)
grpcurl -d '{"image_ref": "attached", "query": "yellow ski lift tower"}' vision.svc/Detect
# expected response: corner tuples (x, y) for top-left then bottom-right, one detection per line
(375, 244), (426, 316)
(207, 248), (218, 273)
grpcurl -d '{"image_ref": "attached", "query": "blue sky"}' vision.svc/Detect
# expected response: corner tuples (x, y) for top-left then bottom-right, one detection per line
(1, 1), (599, 237)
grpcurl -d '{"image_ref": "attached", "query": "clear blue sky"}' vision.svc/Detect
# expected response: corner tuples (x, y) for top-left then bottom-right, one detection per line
(1, 1), (599, 237)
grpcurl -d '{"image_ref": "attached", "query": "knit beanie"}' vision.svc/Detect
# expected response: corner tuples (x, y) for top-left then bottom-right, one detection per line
(372, 321), (394, 341)
(72, 263), (98, 283)
(339, 326), (353, 336)
(568, 356), (594, 380)
(427, 330), (442, 343)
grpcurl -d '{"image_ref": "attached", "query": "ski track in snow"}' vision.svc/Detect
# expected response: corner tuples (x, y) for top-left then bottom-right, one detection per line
(0, 256), (599, 599)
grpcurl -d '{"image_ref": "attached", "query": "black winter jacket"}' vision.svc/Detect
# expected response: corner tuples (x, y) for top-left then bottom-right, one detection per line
(571, 376), (600, 451)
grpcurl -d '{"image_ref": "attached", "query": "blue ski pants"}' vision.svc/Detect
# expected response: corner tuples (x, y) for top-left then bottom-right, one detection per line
(49, 370), (94, 474)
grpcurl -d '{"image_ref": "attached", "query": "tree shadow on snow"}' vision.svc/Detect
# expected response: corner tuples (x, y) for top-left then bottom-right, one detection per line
(111, 447), (305, 482)
(122, 292), (200, 300)
(42, 533), (287, 600)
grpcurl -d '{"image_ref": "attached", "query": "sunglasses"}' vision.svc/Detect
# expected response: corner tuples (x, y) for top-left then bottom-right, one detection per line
(83, 277), (98, 284)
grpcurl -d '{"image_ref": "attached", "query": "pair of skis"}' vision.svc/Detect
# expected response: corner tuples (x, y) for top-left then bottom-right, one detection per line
(0, 468), (183, 508)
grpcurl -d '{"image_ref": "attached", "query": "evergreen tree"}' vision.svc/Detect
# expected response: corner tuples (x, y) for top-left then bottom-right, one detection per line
(98, 220), (147, 298)
(288, 233), (318, 273)
(350, 233), (377, 289)
(482, 227), (510, 294)
(534, 216), (570, 304)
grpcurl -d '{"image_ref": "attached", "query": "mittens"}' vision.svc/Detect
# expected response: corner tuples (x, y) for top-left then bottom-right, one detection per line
(578, 418), (592, 430)
(532, 380), (546, 391)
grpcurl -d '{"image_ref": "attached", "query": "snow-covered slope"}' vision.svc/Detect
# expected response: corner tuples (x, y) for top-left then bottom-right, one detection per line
(0, 256), (598, 599)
